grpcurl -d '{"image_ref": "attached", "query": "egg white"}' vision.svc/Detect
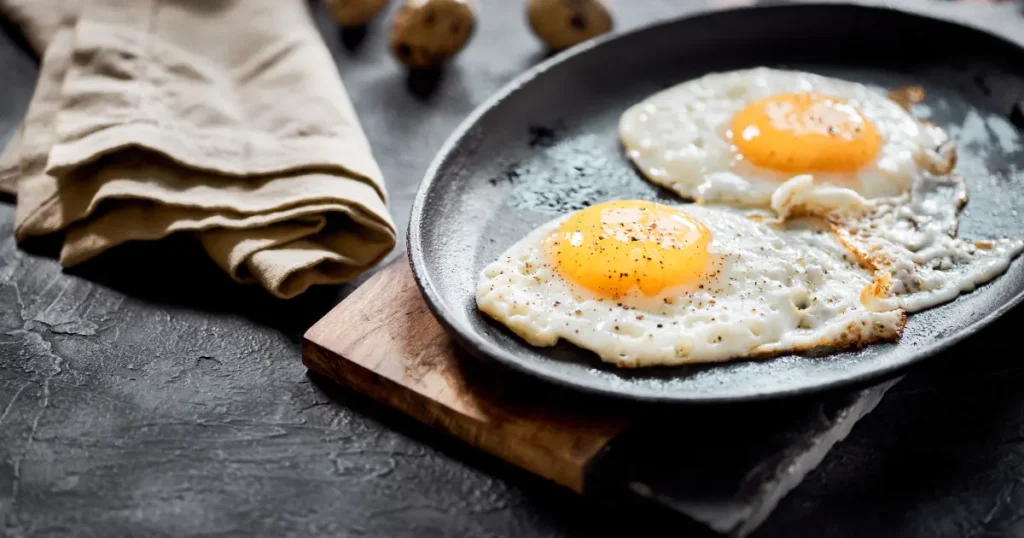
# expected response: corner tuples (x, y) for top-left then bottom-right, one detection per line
(618, 67), (953, 207)
(771, 174), (1024, 312)
(476, 204), (905, 367)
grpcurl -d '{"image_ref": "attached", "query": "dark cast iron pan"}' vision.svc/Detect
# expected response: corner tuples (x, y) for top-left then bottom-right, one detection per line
(408, 3), (1024, 403)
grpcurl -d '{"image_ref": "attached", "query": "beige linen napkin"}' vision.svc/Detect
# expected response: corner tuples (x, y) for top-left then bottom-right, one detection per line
(0, 0), (397, 298)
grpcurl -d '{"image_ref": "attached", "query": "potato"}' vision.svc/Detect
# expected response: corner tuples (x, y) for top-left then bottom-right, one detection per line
(527, 0), (613, 51)
(389, 0), (476, 69)
(326, 0), (390, 27)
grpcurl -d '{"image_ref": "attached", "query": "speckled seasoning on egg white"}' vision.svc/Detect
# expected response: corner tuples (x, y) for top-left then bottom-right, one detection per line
(476, 201), (905, 367)
(618, 67), (954, 207)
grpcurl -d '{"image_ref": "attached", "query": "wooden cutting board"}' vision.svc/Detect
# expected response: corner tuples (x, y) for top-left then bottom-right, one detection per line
(302, 256), (629, 492)
(302, 256), (896, 536)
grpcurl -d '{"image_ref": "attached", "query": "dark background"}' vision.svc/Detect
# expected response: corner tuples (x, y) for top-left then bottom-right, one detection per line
(3, 1), (1024, 536)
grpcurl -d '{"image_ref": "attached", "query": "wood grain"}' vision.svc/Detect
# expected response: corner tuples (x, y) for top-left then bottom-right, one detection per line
(302, 257), (629, 493)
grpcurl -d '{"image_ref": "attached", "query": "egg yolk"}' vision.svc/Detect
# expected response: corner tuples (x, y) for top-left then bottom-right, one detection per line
(730, 92), (881, 173)
(546, 200), (711, 298)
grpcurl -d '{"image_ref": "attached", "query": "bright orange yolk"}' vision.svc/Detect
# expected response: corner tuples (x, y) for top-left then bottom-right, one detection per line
(546, 200), (711, 298)
(730, 92), (881, 173)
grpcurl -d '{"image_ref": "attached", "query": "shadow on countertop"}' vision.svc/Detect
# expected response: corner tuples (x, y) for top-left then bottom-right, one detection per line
(45, 235), (364, 342)
(306, 368), (721, 538)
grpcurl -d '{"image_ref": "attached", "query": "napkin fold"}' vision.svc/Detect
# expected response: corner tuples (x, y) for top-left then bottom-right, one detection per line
(0, 0), (397, 298)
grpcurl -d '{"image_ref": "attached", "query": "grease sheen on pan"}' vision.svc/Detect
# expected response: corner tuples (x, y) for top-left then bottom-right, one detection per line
(476, 200), (905, 367)
(618, 67), (954, 207)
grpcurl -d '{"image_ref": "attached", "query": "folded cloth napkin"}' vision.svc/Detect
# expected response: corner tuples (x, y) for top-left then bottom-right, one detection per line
(0, 0), (397, 298)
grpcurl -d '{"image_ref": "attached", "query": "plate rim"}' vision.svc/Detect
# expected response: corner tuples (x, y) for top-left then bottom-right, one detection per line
(407, 1), (1024, 403)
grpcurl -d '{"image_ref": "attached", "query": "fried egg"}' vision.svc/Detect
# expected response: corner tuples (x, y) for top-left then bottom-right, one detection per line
(771, 174), (1024, 312)
(476, 200), (905, 367)
(619, 68), (954, 207)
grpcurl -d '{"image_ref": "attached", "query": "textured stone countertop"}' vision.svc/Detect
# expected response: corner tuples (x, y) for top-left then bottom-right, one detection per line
(3, 1), (1024, 537)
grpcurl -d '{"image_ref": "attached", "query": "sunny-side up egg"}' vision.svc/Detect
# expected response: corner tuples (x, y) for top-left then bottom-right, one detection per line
(771, 174), (1024, 312)
(618, 67), (954, 207)
(475, 200), (906, 367)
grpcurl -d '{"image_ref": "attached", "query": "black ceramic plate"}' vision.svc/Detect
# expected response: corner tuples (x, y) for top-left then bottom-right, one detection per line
(408, 3), (1024, 403)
